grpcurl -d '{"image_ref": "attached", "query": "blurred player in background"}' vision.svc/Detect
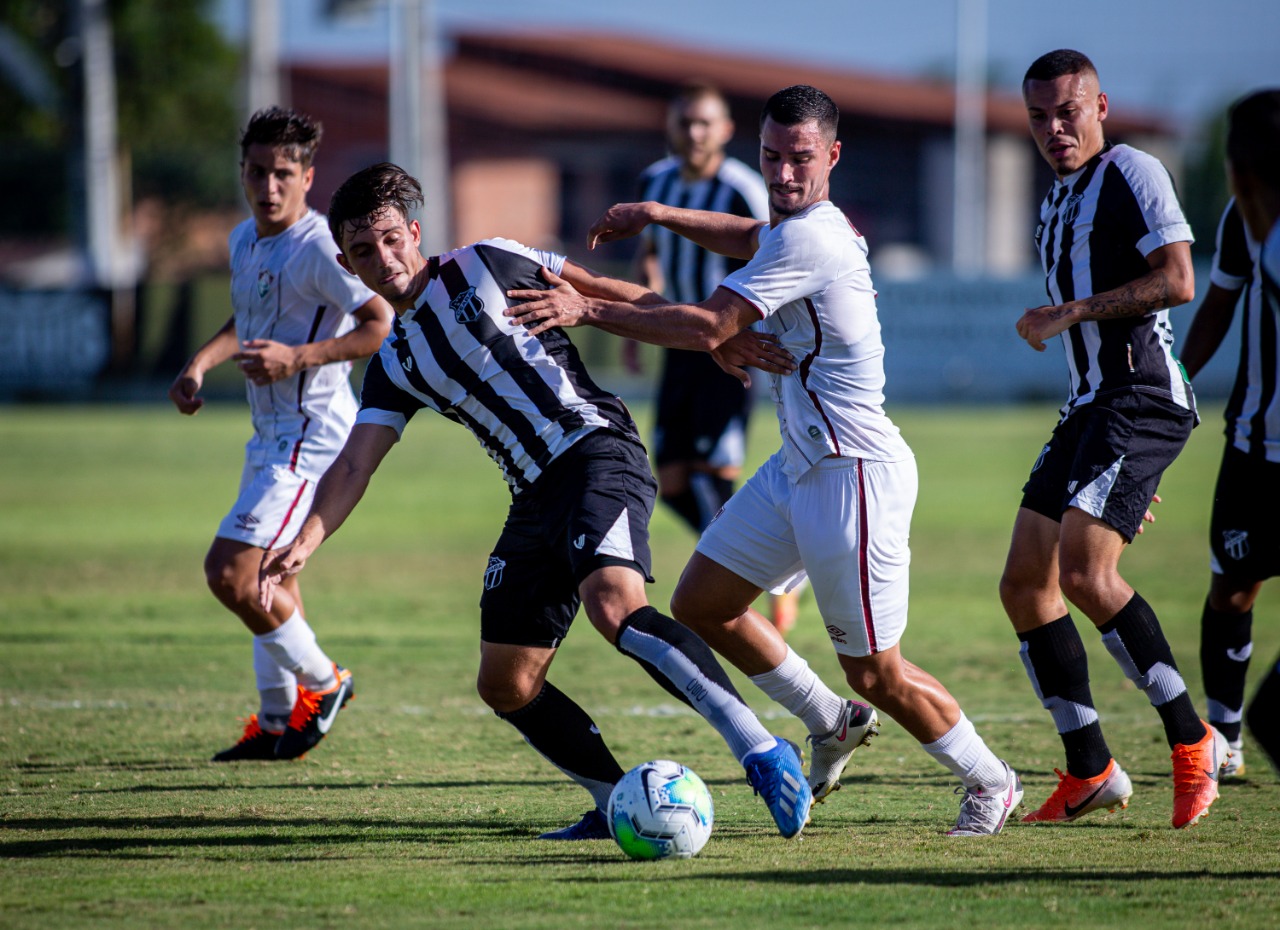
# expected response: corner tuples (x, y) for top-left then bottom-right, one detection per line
(510, 84), (1021, 837)
(261, 162), (816, 842)
(1005, 49), (1226, 828)
(168, 107), (392, 762)
(1183, 89), (1280, 775)
(632, 84), (800, 633)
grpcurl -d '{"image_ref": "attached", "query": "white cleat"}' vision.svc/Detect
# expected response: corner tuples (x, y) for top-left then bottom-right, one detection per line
(807, 699), (880, 803)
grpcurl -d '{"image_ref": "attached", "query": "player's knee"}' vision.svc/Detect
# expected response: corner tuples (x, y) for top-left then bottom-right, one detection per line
(475, 672), (539, 714)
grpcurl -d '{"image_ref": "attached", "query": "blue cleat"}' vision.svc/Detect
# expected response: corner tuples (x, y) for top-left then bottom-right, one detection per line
(744, 737), (813, 839)
(538, 808), (610, 840)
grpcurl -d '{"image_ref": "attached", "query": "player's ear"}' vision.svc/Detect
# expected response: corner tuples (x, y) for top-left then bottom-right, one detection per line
(409, 219), (422, 246)
(1097, 92), (1108, 121)
(336, 252), (354, 275)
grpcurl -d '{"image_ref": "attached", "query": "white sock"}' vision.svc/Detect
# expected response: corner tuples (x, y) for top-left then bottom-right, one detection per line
(255, 610), (337, 692)
(748, 646), (847, 735)
(921, 713), (1007, 789)
(252, 636), (296, 730)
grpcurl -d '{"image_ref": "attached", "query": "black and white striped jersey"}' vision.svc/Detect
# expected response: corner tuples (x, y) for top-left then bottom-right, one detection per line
(1209, 198), (1255, 291)
(639, 156), (769, 303)
(355, 238), (641, 494)
(1034, 141), (1195, 413)
(1223, 209), (1280, 461)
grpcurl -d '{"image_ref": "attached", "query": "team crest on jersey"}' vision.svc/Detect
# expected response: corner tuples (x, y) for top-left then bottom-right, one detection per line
(256, 269), (274, 299)
(1062, 192), (1085, 225)
(450, 286), (484, 323)
(484, 555), (506, 590)
(1222, 529), (1250, 561)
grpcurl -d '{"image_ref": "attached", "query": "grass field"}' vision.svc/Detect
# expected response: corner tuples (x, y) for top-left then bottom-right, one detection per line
(2, 401), (1278, 930)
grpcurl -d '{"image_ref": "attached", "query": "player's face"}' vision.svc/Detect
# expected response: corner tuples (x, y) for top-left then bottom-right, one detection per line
(240, 143), (313, 237)
(1024, 72), (1108, 178)
(759, 117), (841, 219)
(668, 95), (734, 178)
(336, 208), (426, 312)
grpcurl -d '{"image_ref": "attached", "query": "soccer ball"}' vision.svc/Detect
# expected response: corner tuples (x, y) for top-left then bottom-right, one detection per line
(607, 759), (714, 860)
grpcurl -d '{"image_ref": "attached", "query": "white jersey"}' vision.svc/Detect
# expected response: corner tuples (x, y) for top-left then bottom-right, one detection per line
(721, 200), (912, 480)
(228, 209), (378, 481)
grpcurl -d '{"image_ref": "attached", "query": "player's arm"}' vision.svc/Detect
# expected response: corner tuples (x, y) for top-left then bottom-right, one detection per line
(588, 201), (764, 260)
(234, 294), (394, 386)
(558, 260), (666, 306)
(168, 316), (239, 415)
(1016, 241), (1196, 351)
(1180, 283), (1243, 379)
(259, 422), (398, 610)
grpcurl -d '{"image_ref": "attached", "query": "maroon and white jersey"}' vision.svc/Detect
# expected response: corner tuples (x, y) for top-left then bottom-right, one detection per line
(228, 209), (378, 481)
(721, 200), (911, 480)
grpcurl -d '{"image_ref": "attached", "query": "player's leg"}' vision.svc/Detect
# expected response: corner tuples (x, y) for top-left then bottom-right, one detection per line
(1201, 573), (1262, 776)
(1245, 649), (1280, 775)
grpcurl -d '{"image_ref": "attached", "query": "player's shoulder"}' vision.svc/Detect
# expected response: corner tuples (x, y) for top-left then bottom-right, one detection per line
(290, 210), (341, 249)
(1102, 143), (1173, 187)
(228, 217), (256, 251)
(718, 157), (764, 188)
(1262, 218), (1280, 279)
(639, 156), (680, 182)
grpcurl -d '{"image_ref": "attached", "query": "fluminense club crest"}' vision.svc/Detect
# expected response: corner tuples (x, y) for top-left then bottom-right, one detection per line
(450, 286), (484, 323)
(257, 269), (274, 299)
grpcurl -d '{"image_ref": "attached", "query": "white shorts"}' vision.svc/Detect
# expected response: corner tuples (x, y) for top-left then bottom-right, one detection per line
(696, 449), (917, 657)
(215, 462), (314, 550)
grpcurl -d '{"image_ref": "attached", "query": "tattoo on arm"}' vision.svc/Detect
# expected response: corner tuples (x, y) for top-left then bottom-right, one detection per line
(1079, 270), (1174, 319)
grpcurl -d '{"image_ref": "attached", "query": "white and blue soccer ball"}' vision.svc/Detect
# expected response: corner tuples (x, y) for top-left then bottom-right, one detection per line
(607, 759), (714, 860)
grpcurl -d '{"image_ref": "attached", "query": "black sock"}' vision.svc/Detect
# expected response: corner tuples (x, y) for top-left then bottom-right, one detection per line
(1100, 592), (1206, 748)
(1019, 615), (1112, 778)
(661, 488), (704, 534)
(1245, 651), (1280, 774)
(495, 682), (624, 804)
(688, 472), (735, 530)
(1200, 598), (1252, 743)
(616, 605), (746, 707)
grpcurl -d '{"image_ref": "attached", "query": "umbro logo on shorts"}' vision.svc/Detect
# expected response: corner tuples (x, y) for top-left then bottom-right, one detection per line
(234, 512), (259, 531)
(825, 624), (847, 644)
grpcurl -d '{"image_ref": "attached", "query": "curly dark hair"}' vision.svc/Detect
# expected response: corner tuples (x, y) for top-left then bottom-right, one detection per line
(239, 106), (323, 166)
(327, 163), (424, 249)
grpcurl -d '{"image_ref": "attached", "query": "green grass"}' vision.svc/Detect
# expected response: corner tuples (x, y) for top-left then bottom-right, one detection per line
(1, 402), (1278, 930)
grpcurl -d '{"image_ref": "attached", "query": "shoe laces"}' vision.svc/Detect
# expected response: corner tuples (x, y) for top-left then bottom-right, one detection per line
(287, 688), (322, 730)
(1171, 741), (1213, 795)
(236, 715), (264, 744)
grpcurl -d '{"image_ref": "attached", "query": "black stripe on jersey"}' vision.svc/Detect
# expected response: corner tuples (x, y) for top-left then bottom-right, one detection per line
(1248, 269), (1279, 455)
(1225, 275), (1253, 440)
(1041, 184), (1071, 302)
(1093, 163), (1158, 298)
(1217, 203), (1252, 280)
(386, 314), (533, 492)
(470, 244), (586, 437)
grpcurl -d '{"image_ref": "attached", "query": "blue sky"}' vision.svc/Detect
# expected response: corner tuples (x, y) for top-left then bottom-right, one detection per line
(217, 0), (1280, 130)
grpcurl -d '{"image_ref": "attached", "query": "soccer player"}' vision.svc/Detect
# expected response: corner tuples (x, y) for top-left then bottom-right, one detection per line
(508, 84), (1022, 837)
(1005, 49), (1227, 827)
(169, 107), (392, 762)
(259, 162), (816, 841)
(1184, 89), (1280, 776)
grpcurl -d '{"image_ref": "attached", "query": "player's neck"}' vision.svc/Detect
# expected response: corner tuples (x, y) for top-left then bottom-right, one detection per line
(254, 204), (309, 239)
(680, 152), (725, 183)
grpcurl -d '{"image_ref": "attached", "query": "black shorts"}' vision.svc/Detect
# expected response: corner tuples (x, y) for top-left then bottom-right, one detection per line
(1210, 444), (1280, 581)
(1021, 392), (1194, 542)
(478, 430), (657, 648)
(653, 349), (752, 469)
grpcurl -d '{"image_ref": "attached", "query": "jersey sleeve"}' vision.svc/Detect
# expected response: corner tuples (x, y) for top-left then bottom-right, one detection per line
(1113, 149), (1194, 257)
(1262, 219), (1280, 287)
(473, 238), (565, 277)
(354, 351), (424, 437)
(1210, 199), (1253, 290)
(719, 218), (838, 318)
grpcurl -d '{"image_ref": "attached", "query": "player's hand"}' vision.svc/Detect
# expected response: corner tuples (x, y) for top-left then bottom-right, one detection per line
(1016, 304), (1075, 351)
(234, 339), (301, 385)
(259, 543), (307, 612)
(168, 370), (205, 415)
(711, 330), (796, 387)
(1134, 493), (1162, 536)
(588, 202), (656, 249)
(505, 267), (589, 335)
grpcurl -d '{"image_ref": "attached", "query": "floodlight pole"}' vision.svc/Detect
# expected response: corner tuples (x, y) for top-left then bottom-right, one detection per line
(246, 0), (283, 113)
(952, 0), (987, 276)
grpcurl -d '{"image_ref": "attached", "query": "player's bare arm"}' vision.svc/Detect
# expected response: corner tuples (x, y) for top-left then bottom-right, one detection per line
(1016, 241), (1195, 351)
(234, 295), (393, 386)
(588, 201), (764, 260)
(1179, 284), (1243, 379)
(259, 422), (398, 610)
(168, 316), (240, 415)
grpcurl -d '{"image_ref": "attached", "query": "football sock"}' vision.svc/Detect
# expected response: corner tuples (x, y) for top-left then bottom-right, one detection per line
(252, 636), (296, 731)
(617, 606), (774, 764)
(660, 488), (704, 534)
(921, 713), (1007, 790)
(1245, 651), (1280, 774)
(748, 645), (848, 736)
(1200, 598), (1252, 744)
(688, 472), (735, 531)
(496, 681), (624, 810)
(1100, 591), (1206, 749)
(1018, 615), (1113, 779)
(255, 610), (338, 693)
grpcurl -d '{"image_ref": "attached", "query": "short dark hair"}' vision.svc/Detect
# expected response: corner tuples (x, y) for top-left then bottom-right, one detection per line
(239, 107), (323, 166)
(672, 81), (728, 110)
(328, 162), (424, 248)
(1023, 49), (1098, 92)
(1227, 89), (1280, 190)
(760, 85), (838, 140)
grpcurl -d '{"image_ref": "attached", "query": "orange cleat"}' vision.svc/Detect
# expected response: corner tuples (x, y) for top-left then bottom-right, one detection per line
(1172, 722), (1229, 829)
(1022, 757), (1133, 823)
(274, 664), (355, 760)
(212, 714), (283, 762)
